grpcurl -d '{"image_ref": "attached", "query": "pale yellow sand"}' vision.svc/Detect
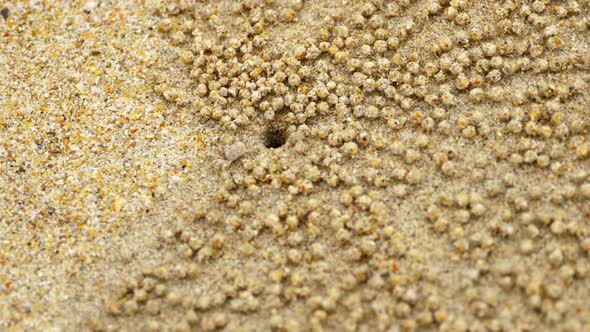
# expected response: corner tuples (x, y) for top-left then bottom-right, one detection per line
(1, 0), (589, 331)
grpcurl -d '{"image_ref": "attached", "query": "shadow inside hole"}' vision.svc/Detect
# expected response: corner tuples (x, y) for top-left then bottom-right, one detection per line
(264, 127), (288, 149)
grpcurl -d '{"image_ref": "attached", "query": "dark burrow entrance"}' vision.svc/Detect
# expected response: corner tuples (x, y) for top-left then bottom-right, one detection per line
(264, 126), (288, 149)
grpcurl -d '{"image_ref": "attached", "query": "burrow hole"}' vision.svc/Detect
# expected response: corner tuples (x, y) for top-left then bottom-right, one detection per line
(264, 126), (288, 149)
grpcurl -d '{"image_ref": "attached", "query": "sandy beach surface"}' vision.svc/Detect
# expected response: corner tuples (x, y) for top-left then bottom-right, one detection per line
(1, 0), (589, 331)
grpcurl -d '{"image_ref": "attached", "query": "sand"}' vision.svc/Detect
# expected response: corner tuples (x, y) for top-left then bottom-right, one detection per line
(0, 0), (589, 331)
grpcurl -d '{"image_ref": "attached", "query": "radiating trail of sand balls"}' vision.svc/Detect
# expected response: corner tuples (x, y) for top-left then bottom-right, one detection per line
(90, 1), (590, 331)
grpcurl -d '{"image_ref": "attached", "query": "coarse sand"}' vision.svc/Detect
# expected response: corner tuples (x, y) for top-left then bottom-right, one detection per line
(1, 0), (589, 331)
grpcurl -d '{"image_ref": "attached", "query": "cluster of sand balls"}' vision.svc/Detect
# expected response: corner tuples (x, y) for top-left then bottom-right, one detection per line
(97, 0), (589, 331)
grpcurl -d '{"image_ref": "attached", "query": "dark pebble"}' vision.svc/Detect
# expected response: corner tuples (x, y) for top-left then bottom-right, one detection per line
(1, 8), (8, 20)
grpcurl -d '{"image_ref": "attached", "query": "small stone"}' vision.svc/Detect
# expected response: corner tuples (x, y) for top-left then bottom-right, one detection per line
(224, 141), (247, 162)
(82, 1), (98, 13)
